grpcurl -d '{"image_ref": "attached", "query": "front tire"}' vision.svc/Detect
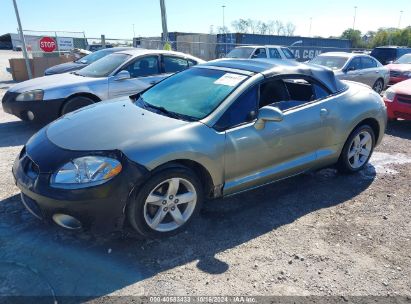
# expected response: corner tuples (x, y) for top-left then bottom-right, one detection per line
(61, 96), (95, 116)
(337, 125), (375, 174)
(127, 166), (203, 239)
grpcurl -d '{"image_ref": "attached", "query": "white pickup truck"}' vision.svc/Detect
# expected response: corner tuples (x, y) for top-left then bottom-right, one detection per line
(226, 45), (296, 60)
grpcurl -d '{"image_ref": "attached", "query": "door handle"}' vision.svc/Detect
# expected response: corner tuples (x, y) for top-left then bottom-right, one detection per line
(320, 108), (329, 117)
(375, 71), (380, 73)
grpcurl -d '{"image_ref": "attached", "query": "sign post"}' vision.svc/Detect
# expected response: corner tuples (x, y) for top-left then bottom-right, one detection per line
(12, 0), (32, 79)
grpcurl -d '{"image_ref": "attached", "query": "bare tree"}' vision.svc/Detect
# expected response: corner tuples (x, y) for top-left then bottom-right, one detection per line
(247, 19), (257, 34)
(274, 20), (285, 35)
(284, 22), (296, 36)
(217, 26), (230, 34)
(256, 21), (269, 35)
(232, 19), (249, 33)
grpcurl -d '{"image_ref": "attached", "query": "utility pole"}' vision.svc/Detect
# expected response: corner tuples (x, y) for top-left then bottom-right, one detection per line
(352, 6), (357, 31)
(133, 24), (135, 38)
(159, 0), (169, 46)
(12, 0), (32, 79)
(398, 10), (403, 28)
(222, 5), (226, 32)
(309, 17), (312, 37)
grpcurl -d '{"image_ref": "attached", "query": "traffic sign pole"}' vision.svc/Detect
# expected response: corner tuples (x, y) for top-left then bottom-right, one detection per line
(12, 0), (32, 79)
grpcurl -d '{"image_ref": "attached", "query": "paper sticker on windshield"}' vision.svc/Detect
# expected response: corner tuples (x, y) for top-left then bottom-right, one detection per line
(214, 73), (247, 86)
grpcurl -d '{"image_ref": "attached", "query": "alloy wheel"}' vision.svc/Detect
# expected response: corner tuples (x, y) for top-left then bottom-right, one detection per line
(373, 80), (383, 94)
(143, 177), (197, 232)
(347, 131), (373, 169)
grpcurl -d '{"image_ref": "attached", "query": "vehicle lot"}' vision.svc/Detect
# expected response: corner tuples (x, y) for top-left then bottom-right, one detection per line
(0, 50), (410, 298)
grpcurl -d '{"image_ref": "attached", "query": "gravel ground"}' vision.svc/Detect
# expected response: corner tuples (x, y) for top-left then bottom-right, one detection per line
(0, 50), (410, 300)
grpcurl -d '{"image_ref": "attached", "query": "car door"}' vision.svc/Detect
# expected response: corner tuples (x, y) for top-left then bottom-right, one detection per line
(221, 77), (330, 195)
(360, 56), (381, 87)
(340, 57), (363, 83)
(108, 55), (163, 98)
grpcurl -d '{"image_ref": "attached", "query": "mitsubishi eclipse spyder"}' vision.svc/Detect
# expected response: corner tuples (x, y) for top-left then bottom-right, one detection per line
(13, 59), (387, 239)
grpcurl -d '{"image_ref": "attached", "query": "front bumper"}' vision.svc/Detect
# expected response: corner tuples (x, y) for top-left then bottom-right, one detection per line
(2, 91), (64, 122)
(384, 96), (411, 120)
(12, 127), (149, 233)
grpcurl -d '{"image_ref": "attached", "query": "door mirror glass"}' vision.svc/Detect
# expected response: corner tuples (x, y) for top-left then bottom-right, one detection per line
(114, 70), (131, 81)
(346, 66), (356, 72)
(254, 106), (283, 129)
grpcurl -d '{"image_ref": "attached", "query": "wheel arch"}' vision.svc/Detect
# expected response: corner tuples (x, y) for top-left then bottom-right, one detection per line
(350, 117), (381, 144)
(60, 92), (101, 115)
(150, 159), (216, 199)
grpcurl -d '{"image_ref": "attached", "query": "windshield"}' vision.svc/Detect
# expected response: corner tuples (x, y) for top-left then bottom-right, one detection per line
(76, 53), (130, 77)
(394, 54), (411, 64)
(75, 49), (113, 64)
(310, 56), (348, 70)
(226, 47), (255, 58)
(139, 68), (249, 120)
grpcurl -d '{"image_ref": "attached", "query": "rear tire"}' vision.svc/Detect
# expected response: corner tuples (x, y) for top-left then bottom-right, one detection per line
(61, 96), (95, 116)
(372, 79), (384, 94)
(337, 125), (375, 174)
(127, 166), (203, 239)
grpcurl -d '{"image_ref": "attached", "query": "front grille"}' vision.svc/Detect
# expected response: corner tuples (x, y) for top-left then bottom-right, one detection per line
(397, 94), (411, 105)
(394, 111), (411, 120)
(20, 193), (43, 220)
(390, 70), (401, 77)
(1, 91), (19, 104)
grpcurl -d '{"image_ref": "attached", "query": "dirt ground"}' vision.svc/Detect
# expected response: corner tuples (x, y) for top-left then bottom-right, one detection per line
(0, 50), (410, 301)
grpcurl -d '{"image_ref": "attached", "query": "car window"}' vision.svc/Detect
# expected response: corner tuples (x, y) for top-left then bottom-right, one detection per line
(268, 48), (281, 59)
(346, 57), (362, 71)
(253, 48), (267, 58)
(226, 47), (255, 59)
(310, 56), (348, 70)
(215, 86), (258, 131)
(122, 56), (160, 78)
(163, 56), (189, 73)
(259, 78), (329, 111)
(281, 48), (295, 59)
(361, 57), (377, 69)
(77, 53), (131, 77)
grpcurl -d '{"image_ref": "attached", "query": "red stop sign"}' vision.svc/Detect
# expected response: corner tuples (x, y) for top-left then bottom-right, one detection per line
(39, 37), (56, 52)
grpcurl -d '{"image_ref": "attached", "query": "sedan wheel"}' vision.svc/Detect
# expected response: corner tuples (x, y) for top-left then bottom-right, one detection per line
(347, 131), (373, 169)
(372, 79), (384, 94)
(144, 178), (197, 232)
(337, 125), (375, 174)
(127, 166), (203, 238)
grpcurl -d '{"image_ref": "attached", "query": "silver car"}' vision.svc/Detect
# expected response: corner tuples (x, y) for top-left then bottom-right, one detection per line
(2, 49), (204, 122)
(310, 52), (389, 93)
(13, 59), (386, 239)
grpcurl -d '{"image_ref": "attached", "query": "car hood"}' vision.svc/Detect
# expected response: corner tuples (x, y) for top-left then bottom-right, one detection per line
(44, 61), (86, 74)
(46, 98), (191, 152)
(386, 63), (411, 72)
(9, 73), (99, 93)
(390, 79), (411, 94)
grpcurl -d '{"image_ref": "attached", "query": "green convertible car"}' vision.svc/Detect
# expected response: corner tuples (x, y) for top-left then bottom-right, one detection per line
(13, 59), (387, 238)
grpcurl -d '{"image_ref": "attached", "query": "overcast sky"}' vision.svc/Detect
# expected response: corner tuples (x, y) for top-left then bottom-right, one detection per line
(0, 0), (409, 39)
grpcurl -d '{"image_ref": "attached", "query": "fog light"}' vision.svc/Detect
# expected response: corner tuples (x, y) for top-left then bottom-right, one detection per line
(52, 214), (82, 230)
(27, 111), (34, 121)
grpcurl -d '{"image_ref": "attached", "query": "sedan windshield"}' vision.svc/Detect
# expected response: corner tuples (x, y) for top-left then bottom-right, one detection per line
(76, 53), (131, 77)
(75, 49), (113, 64)
(394, 54), (411, 64)
(226, 47), (255, 58)
(139, 68), (249, 120)
(310, 56), (348, 70)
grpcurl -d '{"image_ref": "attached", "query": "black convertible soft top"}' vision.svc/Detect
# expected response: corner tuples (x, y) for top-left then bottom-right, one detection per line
(202, 58), (347, 94)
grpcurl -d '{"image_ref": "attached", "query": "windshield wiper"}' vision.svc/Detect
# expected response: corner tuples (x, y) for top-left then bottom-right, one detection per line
(138, 97), (196, 121)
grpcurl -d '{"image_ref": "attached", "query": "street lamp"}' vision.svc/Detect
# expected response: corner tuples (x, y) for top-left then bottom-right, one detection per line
(309, 17), (312, 37)
(353, 6), (357, 31)
(398, 10), (404, 28)
(222, 5), (226, 33)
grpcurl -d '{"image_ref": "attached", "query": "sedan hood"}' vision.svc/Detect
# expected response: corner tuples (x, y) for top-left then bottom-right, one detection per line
(46, 98), (190, 152)
(386, 63), (411, 72)
(390, 79), (411, 94)
(9, 73), (99, 93)
(44, 61), (86, 75)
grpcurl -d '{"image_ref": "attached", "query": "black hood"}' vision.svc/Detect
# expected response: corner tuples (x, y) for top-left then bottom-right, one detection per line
(44, 61), (87, 75)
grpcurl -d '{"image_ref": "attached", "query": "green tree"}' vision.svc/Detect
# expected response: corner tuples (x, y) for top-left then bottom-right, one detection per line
(340, 28), (365, 48)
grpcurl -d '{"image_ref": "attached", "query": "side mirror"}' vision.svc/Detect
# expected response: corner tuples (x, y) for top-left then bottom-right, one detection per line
(114, 70), (131, 81)
(387, 60), (393, 64)
(346, 66), (355, 72)
(254, 106), (284, 130)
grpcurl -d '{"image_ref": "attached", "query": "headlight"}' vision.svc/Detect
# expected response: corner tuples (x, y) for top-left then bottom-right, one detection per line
(50, 156), (122, 189)
(383, 89), (396, 102)
(16, 90), (44, 102)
